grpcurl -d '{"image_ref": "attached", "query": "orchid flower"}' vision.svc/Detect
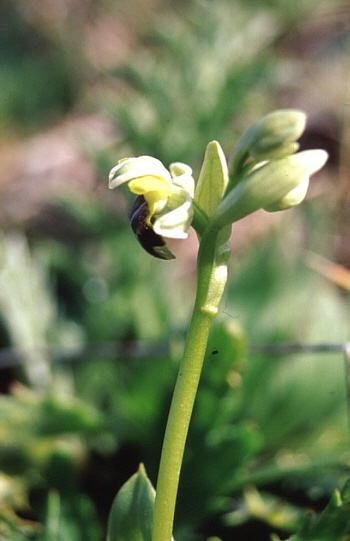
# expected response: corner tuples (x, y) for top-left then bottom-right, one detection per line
(108, 110), (329, 261)
(109, 157), (195, 259)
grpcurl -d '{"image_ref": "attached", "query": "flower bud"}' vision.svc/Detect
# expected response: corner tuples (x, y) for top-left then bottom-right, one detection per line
(230, 110), (307, 179)
(213, 149), (328, 228)
(263, 175), (309, 212)
(248, 109), (306, 160)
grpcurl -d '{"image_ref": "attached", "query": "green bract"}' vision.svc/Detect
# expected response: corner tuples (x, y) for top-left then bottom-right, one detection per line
(194, 141), (228, 216)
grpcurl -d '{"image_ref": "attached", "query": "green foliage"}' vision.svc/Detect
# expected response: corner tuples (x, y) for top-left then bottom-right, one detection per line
(282, 478), (350, 541)
(0, 1), (80, 131)
(0, 385), (104, 541)
(106, 464), (155, 541)
(0, 194), (348, 540)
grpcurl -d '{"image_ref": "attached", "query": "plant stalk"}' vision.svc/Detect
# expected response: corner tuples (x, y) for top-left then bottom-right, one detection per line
(152, 227), (228, 541)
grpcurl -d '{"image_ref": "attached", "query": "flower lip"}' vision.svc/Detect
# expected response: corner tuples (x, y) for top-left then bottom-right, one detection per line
(129, 195), (175, 260)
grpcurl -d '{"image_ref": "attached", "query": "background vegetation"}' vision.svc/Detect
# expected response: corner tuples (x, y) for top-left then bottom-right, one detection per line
(0, 0), (349, 540)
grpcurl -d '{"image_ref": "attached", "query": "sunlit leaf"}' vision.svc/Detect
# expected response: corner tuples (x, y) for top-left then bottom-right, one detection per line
(107, 464), (155, 541)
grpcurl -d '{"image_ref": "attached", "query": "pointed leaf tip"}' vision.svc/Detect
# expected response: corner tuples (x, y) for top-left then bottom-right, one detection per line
(194, 141), (228, 216)
(106, 464), (155, 541)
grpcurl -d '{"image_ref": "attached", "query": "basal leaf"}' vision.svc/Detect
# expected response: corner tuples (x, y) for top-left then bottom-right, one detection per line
(106, 464), (155, 541)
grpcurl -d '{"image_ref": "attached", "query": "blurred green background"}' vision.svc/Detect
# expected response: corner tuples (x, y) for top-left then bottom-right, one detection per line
(0, 0), (349, 540)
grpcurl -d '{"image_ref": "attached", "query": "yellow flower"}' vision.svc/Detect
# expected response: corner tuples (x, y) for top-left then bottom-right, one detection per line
(109, 156), (194, 239)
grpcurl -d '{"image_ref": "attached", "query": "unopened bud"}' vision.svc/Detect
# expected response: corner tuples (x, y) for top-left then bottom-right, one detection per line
(213, 149), (328, 228)
(229, 110), (307, 181)
(247, 110), (307, 161)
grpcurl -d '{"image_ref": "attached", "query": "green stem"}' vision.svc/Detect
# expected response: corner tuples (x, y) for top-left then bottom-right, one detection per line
(152, 227), (229, 541)
(151, 307), (213, 541)
(192, 199), (210, 238)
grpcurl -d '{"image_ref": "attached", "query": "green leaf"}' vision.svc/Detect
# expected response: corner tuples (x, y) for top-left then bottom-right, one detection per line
(289, 478), (350, 541)
(106, 464), (155, 541)
(194, 141), (228, 216)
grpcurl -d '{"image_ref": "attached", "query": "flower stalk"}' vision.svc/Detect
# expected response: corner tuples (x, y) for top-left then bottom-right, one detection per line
(152, 224), (230, 541)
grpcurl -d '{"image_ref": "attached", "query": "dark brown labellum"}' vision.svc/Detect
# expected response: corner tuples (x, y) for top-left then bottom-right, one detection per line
(128, 195), (175, 260)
